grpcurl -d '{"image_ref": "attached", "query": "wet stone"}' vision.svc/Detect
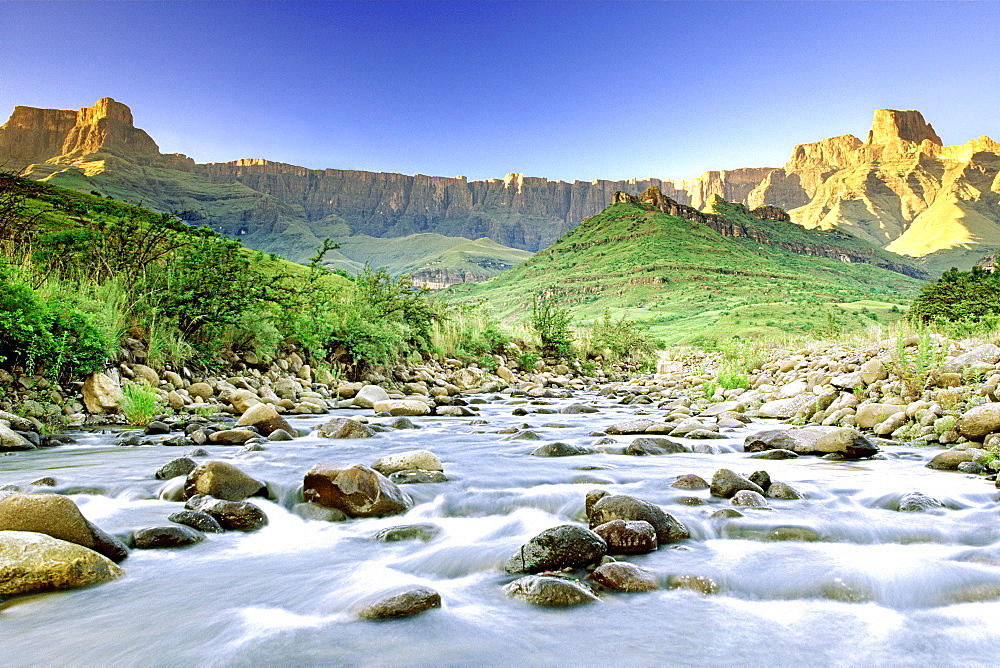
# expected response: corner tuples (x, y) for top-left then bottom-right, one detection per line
(592, 519), (657, 555)
(357, 586), (442, 620)
(767, 482), (803, 500)
(897, 491), (944, 512)
(672, 474), (709, 490)
(588, 562), (658, 592)
(132, 525), (204, 549)
(155, 457), (197, 481)
(184, 495), (268, 532)
(503, 575), (599, 607)
(29, 477), (56, 487)
(731, 490), (768, 507)
(748, 449), (800, 460)
(748, 471), (771, 493)
(145, 421), (170, 435)
(668, 574), (719, 595)
(531, 442), (595, 457)
(505, 430), (542, 441)
(291, 502), (347, 522)
(710, 469), (765, 499)
(624, 437), (689, 456)
(167, 510), (224, 533)
(373, 523), (441, 542)
(711, 509), (744, 519)
(389, 470), (448, 484)
(505, 524), (607, 574)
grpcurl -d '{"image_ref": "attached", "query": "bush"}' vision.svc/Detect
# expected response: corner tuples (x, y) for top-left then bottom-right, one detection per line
(909, 266), (1000, 325)
(584, 310), (657, 360)
(529, 292), (573, 356)
(0, 270), (106, 378)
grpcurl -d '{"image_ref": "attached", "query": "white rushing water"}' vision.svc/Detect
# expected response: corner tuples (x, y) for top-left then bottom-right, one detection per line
(3, 390), (1000, 666)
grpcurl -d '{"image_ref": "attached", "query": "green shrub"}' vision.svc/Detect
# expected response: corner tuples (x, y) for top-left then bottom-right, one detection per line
(717, 369), (750, 390)
(119, 382), (162, 426)
(584, 310), (657, 361)
(909, 266), (1000, 325)
(0, 270), (106, 378)
(529, 292), (573, 356)
(519, 351), (541, 371)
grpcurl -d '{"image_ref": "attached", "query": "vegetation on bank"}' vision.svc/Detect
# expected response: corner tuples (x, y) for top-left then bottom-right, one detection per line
(0, 176), (660, 397)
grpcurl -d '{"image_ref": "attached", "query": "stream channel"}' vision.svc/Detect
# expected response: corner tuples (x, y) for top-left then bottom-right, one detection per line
(3, 388), (1000, 666)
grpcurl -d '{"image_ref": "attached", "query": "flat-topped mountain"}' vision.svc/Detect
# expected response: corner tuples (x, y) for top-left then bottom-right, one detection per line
(2, 99), (997, 273)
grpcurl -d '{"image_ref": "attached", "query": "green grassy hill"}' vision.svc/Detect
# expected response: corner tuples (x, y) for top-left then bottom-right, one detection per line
(452, 198), (927, 345)
(320, 234), (534, 283)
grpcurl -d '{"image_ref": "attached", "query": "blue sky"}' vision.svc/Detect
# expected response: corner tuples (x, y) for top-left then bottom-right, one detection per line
(1, 1), (997, 182)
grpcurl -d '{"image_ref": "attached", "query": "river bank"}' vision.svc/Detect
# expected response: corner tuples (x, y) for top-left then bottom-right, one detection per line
(3, 334), (1000, 664)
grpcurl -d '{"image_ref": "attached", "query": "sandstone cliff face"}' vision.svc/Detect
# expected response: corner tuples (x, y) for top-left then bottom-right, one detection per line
(3, 99), (998, 272)
(1, 98), (195, 173)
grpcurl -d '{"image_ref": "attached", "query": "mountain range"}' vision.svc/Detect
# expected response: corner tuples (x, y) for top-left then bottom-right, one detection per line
(1, 98), (998, 276)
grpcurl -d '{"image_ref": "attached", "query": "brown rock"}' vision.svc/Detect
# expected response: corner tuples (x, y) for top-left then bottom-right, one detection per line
(235, 403), (294, 437)
(592, 519), (657, 554)
(588, 561), (659, 592)
(316, 418), (374, 439)
(0, 493), (128, 562)
(82, 372), (122, 414)
(357, 586), (441, 620)
(303, 464), (411, 518)
(0, 530), (124, 597)
(184, 461), (266, 501)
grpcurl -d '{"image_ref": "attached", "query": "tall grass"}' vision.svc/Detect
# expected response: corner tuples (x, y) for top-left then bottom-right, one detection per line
(119, 382), (162, 426)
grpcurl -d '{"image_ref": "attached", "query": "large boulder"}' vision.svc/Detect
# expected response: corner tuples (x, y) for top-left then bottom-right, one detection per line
(207, 429), (258, 445)
(184, 461), (267, 501)
(503, 575), (599, 607)
(624, 437), (689, 456)
(82, 372), (122, 414)
(811, 428), (880, 459)
(353, 385), (391, 408)
(371, 450), (443, 476)
(187, 382), (214, 400)
(155, 456), (197, 480)
(0, 531), (124, 597)
(605, 420), (660, 435)
(710, 469), (764, 499)
(587, 491), (689, 544)
(504, 524), (607, 574)
(958, 403), (1000, 440)
(356, 586), (442, 620)
(131, 525), (204, 549)
(0, 424), (34, 451)
(592, 519), (657, 554)
(531, 442), (595, 457)
(926, 448), (987, 470)
(587, 562), (659, 592)
(0, 493), (128, 562)
(856, 404), (905, 429)
(372, 400), (431, 416)
(943, 343), (1000, 374)
(235, 403), (294, 437)
(227, 389), (261, 413)
(758, 394), (817, 419)
(746, 427), (877, 459)
(316, 418), (374, 439)
(184, 495), (268, 532)
(860, 358), (888, 384)
(303, 464), (412, 518)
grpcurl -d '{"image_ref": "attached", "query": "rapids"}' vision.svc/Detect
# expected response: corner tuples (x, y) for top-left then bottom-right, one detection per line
(3, 389), (1000, 666)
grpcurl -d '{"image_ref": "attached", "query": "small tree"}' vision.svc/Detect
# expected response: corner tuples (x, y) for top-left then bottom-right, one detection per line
(530, 291), (573, 356)
(908, 266), (1000, 326)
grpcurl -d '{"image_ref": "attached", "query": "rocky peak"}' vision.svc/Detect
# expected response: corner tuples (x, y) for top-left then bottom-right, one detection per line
(0, 98), (194, 173)
(866, 109), (942, 148)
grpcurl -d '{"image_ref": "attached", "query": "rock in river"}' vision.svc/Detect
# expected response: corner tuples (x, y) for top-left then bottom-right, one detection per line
(587, 561), (659, 592)
(185, 495), (268, 532)
(303, 464), (412, 518)
(0, 493), (128, 562)
(357, 585), (442, 620)
(592, 519), (657, 554)
(624, 437), (689, 456)
(184, 461), (267, 502)
(503, 575), (599, 607)
(235, 403), (295, 437)
(316, 418), (374, 439)
(587, 491), (689, 545)
(167, 510), (224, 533)
(710, 469), (765, 499)
(531, 442), (595, 457)
(0, 530), (123, 597)
(371, 450), (443, 476)
(131, 525), (204, 549)
(504, 524), (607, 574)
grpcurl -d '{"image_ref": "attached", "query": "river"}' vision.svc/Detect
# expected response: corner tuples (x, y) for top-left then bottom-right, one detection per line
(3, 388), (1000, 666)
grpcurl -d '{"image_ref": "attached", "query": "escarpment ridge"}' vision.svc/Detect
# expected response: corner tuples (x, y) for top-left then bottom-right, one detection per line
(2, 99), (998, 272)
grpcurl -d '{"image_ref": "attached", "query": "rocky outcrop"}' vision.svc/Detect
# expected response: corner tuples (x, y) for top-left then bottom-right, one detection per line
(6, 99), (998, 270)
